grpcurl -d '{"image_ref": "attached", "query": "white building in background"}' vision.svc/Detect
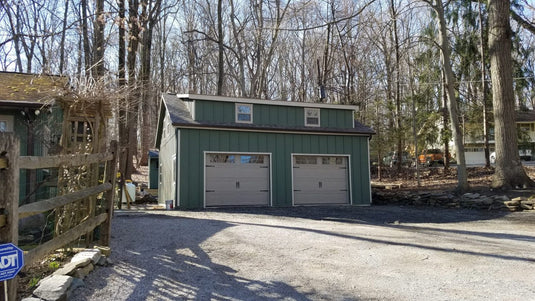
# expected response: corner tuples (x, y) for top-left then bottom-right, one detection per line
(463, 111), (535, 165)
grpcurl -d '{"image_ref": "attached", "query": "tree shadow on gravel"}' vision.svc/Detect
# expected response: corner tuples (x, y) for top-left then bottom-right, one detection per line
(229, 221), (535, 264)
(203, 204), (515, 225)
(69, 213), (315, 301)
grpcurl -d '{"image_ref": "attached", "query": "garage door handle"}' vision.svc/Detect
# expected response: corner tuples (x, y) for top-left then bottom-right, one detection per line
(206, 190), (215, 192)
(236, 181), (240, 189)
(260, 166), (269, 168)
(206, 164), (215, 167)
(260, 189), (269, 192)
(319, 181), (322, 188)
(293, 189), (301, 192)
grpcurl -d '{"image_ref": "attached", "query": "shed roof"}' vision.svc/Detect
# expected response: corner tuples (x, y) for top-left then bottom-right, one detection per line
(161, 93), (375, 136)
(0, 72), (69, 105)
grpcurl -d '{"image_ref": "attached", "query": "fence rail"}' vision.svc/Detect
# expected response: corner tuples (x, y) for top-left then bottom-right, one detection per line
(0, 132), (118, 300)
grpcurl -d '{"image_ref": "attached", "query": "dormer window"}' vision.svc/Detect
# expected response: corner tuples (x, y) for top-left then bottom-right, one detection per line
(305, 108), (320, 127)
(236, 103), (253, 123)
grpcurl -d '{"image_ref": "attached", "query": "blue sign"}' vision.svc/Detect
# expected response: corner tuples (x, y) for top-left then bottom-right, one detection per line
(0, 243), (24, 281)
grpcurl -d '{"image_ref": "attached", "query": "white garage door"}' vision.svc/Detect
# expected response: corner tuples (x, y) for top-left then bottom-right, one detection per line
(205, 153), (270, 207)
(293, 155), (349, 205)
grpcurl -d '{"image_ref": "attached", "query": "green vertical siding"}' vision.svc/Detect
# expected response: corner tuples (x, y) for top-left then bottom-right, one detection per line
(194, 100), (354, 129)
(178, 128), (371, 209)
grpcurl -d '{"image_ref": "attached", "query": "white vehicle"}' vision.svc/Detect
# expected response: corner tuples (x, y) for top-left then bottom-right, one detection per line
(489, 150), (532, 164)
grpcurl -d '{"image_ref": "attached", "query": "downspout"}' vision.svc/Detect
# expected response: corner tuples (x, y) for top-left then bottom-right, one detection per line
(175, 127), (179, 208)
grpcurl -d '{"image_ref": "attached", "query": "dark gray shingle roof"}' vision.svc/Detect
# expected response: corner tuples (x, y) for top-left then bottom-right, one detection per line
(162, 93), (375, 136)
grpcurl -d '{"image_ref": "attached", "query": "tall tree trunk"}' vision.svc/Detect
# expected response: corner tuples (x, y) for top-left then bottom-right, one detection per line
(230, 0), (246, 96)
(59, 0), (69, 74)
(432, 0), (469, 192)
(391, 0), (402, 172)
(441, 70), (451, 169)
(217, 0), (224, 95)
(479, 0), (490, 168)
(125, 0), (140, 179)
(5, 5), (23, 72)
(488, 0), (534, 189)
(139, 0), (161, 166)
(117, 0), (127, 208)
(93, 0), (105, 77)
(81, 0), (91, 74)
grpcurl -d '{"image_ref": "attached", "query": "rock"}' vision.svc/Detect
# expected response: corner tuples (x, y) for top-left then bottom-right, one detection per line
(21, 298), (43, 301)
(478, 197), (494, 206)
(463, 193), (480, 199)
(67, 277), (85, 295)
(53, 258), (92, 276)
(71, 249), (102, 265)
(33, 275), (73, 301)
(73, 263), (94, 279)
(511, 197), (526, 204)
(93, 245), (111, 257)
(504, 200), (521, 207)
(520, 203), (533, 210)
(493, 195), (510, 202)
(96, 256), (108, 266)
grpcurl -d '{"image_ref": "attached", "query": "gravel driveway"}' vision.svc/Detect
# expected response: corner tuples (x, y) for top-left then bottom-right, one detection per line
(70, 206), (535, 300)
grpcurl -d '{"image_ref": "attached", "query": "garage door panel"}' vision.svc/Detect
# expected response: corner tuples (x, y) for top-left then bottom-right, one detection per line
(293, 155), (349, 205)
(206, 191), (269, 206)
(294, 191), (349, 204)
(205, 153), (270, 207)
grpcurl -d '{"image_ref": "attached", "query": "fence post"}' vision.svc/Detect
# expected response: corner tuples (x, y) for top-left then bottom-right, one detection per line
(100, 140), (118, 246)
(0, 133), (20, 301)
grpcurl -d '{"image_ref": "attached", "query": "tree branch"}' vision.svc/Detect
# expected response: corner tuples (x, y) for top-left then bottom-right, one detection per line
(511, 9), (535, 35)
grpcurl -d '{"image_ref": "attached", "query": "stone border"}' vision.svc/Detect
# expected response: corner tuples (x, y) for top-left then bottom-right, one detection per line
(22, 247), (112, 301)
(373, 190), (535, 211)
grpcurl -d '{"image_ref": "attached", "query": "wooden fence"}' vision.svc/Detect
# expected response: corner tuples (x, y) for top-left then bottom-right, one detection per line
(0, 132), (118, 300)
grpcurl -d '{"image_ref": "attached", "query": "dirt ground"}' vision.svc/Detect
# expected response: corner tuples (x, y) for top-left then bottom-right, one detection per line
(372, 165), (535, 189)
(67, 206), (534, 300)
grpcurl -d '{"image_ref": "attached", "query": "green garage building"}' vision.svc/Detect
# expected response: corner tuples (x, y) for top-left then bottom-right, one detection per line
(155, 93), (374, 209)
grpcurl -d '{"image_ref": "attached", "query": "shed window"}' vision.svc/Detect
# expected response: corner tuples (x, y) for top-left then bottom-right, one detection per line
(0, 115), (14, 132)
(236, 104), (253, 123)
(305, 108), (320, 127)
(295, 156), (317, 165)
(0, 121), (7, 132)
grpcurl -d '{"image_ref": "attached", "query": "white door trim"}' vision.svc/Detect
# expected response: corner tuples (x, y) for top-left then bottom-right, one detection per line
(291, 153), (351, 206)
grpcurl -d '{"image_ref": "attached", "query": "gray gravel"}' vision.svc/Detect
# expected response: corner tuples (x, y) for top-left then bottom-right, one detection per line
(70, 206), (535, 300)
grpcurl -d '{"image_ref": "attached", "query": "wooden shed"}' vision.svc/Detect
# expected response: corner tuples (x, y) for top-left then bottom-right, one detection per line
(155, 94), (374, 209)
(0, 72), (111, 204)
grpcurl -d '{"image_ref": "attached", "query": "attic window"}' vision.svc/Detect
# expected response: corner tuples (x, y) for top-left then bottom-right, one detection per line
(0, 121), (7, 132)
(305, 108), (320, 127)
(236, 103), (253, 123)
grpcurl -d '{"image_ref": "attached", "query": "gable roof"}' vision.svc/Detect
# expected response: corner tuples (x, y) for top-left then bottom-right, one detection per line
(157, 93), (374, 143)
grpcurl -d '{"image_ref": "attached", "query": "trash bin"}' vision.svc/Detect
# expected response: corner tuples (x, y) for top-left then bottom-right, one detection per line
(165, 200), (173, 210)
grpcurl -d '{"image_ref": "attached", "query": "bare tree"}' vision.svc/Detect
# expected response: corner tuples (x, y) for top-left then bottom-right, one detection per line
(425, 0), (469, 192)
